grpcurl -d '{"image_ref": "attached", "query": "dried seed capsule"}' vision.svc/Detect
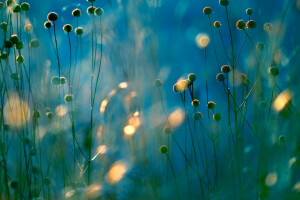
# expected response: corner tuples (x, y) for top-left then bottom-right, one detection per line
(47, 12), (58, 21)
(246, 8), (253, 16)
(214, 21), (221, 28)
(246, 20), (256, 29)
(72, 8), (81, 17)
(192, 99), (200, 107)
(44, 21), (52, 29)
(16, 41), (24, 50)
(64, 94), (73, 103)
(154, 79), (163, 87)
(193, 112), (204, 120)
(60, 77), (67, 85)
(16, 55), (24, 64)
(203, 6), (212, 15)
(12, 4), (21, 13)
(216, 73), (225, 82)
(164, 126), (172, 134)
(75, 27), (84, 35)
(10, 34), (19, 44)
(236, 20), (245, 29)
(63, 24), (73, 33)
(24, 24), (33, 32)
(219, 0), (229, 6)
(269, 67), (279, 76)
(95, 7), (104, 16)
(213, 113), (222, 121)
(160, 145), (168, 154)
(188, 73), (196, 82)
(221, 65), (231, 73)
(87, 6), (96, 15)
(207, 101), (216, 109)
(51, 76), (60, 85)
(21, 2), (30, 11)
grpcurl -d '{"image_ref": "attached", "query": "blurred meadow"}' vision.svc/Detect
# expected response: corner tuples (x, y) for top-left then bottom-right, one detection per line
(0, 0), (300, 199)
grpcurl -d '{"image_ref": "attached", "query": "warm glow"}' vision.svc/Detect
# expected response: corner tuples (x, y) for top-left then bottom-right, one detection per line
(273, 90), (291, 112)
(55, 105), (68, 117)
(108, 89), (117, 98)
(133, 111), (139, 117)
(100, 99), (108, 113)
(107, 161), (127, 184)
(265, 172), (278, 187)
(4, 93), (30, 127)
(128, 116), (141, 127)
(124, 125), (136, 136)
(85, 184), (102, 198)
(97, 145), (107, 155)
(169, 108), (185, 128)
(65, 190), (75, 199)
(195, 34), (210, 48)
(118, 82), (128, 89)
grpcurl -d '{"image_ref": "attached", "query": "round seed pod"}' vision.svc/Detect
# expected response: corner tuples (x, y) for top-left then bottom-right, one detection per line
(95, 8), (104, 16)
(44, 177), (51, 185)
(3, 124), (10, 131)
(63, 24), (73, 33)
(46, 112), (53, 119)
(4, 40), (13, 48)
(269, 67), (279, 76)
(47, 12), (58, 22)
(32, 111), (40, 119)
(216, 73), (225, 82)
(87, 6), (96, 15)
(1, 22), (8, 32)
(44, 21), (52, 29)
(214, 21), (221, 28)
(16, 55), (24, 64)
(192, 99), (200, 107)
(0, 52), (8, 59)
(87, 0), (96, 2)
(24, 24), (33, 32)
(16, 41), (24, 50)
(30, 39), (40, 48)
(219, 0), (229, 6)
(188, 73), (196, 82)
(10, 34), (19, 44)
(221, 65), (231, 73)
(6, 0), (15, 7)
(160, 145), (168, 154)
(193, 112), (204, 120)
(256, 42), (265, 51)
(236, 20), (245, 29)
(154, 79), (163, 87)
(246, 8), (253, 16)
(9, 180), (19, 190)
(51, 76), (60, 85)
(21, 2), (30, 11)
(60, 77), (67, 85)
(0, 3), (3, 9)
(64, 94), (73, 103)
(246, 20), (256, 29)
(11, 73), (19, 80)
(72, 8), (81, 17)
(264, 23), (272, 32)
(12, 4), (21, 13)
(164, 125), (172, 134)
(179, 80), (189, 90)
(278, 135), (285, 144)
(203, 6), (212, 15)
(173, 83), (182, 93)
(213, 113), (222, 121)
(75, 27), (84, 35)
(207, 101), (216, 109)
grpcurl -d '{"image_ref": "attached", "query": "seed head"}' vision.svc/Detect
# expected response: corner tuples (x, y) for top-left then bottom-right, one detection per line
(72, 8), (81, 17)
(24, 24), (33, 32)
(1, 22), (8, 31)
(160, 145), (168, 154)
(0, 52), (8, 60)
(87, 6), (96, 15)
(207, 101), (215, 109)
(63, 24), (73, 33)
(164, 125), (172, 134)
(21, 2), (30, 11)
(47, 12), (58, 21)
(6, 0), (15, 7)
(256, 42), (265, 51)
(246, 8), (253, 16)
(30, 39), (40, 48)
(95, 8), (104, 16)
(193, 112), (204, 120)
(173, 83), (182, 93)
(188, 73), (197, 82)
(154, 79), (163, 87)
(51, 76), (60, 85)
(16, 55), (24, 64)
(219, 0), (229, 6)
(46, 112), (53, 119)
(64, 94), (73, 103)
(12, 4), (21, 13)
(192, 99), (200, 107)
(269, 67), (279, 76)
(4, 40), (13, 48)
(87, 0), (96, 2)
(203, 6), (212, 15)
(16, 41), (24, 50)
(264, 23), (272, 32)
(246, 20), (256, 29)
(213, 113), (222, 121)
(44, 21), (52, 29)
(216, 73), (225, 82)
(221, 65), (231, 73)
(214, 21), (221, 28)
(9, 34), (19, 44)
(75, 27), (84, 35)
(33, 111), (40, 119)
(278, 135), (285, 144)
(60, 77), (67, 85)
(179, 80), (189, 90)
(236, 20), (245, 29)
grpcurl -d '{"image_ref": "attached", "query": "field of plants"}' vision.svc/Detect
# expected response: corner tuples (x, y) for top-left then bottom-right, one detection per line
(0, 0), (299, 199)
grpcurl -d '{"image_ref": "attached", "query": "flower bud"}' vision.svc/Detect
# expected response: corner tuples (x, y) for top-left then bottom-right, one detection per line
(10, 34), (19, 44)
(213, 113), (222, 121)
(12, 4), (21, 13)
(46, 112), (53, 119)
(21, 2), (30, 11)
(207, 101), (215, 109)
(1, 22), (8, 31)
(236, 20), (245, 29)
(44, 21), (52, 29)
(203, 6), (212, 15)
(192, 99), (200, 107)
(0, 52), (8, 60)
(75, 27), (84, 35)
(51, 76), (60, 85)
(64, 94), (73, 103)
(269, 67), (279, 76)
(16, 41), (24, 50)
(160, 145), (168, 154)
(95, 8), (104, 16)
(188, 73), (196, 82)
(16, 55), (24, 64)
(221, 65), (231, 73)
(87, 6), (96, 15)
(246, 20), (256, 29)
(219, 0), (229, 6)
(72, 8), (81, 17)
(60, 77), (67, 85)
(63, 24), (73, 33)
(214, 21), (221, 28)
(216, 73), (225, 82)
(47, 12), (58, 22)
(246, 8), (253, 16)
